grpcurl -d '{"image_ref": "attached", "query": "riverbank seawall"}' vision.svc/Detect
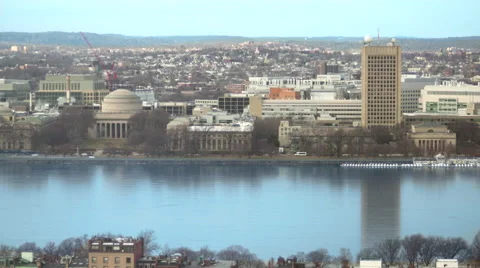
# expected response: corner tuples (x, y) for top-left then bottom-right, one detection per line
(0, 155), (414, 165)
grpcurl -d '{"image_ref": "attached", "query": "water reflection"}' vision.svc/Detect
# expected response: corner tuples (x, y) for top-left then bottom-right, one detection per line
(0, 163), (479, 258)
(359, 170), (401, 249)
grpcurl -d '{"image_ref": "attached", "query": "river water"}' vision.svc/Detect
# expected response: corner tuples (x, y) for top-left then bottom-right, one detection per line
(0, 162), (479, 259)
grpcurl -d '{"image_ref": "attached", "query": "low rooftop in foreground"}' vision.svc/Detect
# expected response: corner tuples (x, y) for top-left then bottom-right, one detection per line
(88, 237), (143, 252)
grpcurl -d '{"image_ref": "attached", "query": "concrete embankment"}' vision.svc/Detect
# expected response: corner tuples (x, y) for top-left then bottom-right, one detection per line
(0, 155), (413, 165)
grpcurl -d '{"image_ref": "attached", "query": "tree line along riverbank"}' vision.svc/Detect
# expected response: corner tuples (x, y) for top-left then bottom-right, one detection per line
(1, 230), (480, 267)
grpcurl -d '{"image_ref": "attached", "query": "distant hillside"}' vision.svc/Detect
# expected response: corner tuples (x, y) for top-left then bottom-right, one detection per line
(1, 31), (480, 51)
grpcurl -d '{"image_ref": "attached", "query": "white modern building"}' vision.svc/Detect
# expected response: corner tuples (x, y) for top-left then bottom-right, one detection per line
(401, 77), (437, 114)
(435, 259), (458, 268)
(249, 96), (361, 125)
(359, 260), (382, 268)
(246, 76), (349, 94)
(420, 80), (480, 113)
(135, 89), (156, 103)
(192, 108), (242, 124)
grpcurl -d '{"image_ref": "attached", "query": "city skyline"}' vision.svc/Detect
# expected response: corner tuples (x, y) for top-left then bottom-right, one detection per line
(0, 0), (479, 38)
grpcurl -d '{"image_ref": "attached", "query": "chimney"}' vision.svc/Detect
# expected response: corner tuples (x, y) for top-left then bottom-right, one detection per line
(66, 75), (71, 104)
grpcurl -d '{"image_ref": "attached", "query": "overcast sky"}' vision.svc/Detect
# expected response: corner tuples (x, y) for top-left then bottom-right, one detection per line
(0, 0), (477, 38)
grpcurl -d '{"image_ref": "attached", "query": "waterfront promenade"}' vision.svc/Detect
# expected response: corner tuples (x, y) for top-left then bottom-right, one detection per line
(0, 154), (413, 165)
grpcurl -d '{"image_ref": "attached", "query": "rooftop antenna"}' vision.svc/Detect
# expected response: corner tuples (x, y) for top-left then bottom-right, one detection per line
(377, 28), (380, 45)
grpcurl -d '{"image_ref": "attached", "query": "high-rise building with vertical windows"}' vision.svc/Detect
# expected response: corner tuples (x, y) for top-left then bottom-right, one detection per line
(361, 39), (402, 128)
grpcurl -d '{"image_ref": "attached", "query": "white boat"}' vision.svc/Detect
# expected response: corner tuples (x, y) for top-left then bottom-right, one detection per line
(341, 154), (479, 169)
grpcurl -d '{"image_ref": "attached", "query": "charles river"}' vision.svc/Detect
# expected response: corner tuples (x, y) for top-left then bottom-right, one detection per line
(1, 160), (479, 259)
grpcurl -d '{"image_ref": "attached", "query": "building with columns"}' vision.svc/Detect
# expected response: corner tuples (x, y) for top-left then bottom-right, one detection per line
(89, 89), (143, 139)
(408, 123), (456, 155)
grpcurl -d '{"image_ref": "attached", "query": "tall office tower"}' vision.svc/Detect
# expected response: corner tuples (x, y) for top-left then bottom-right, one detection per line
(361, 36), (402, 128)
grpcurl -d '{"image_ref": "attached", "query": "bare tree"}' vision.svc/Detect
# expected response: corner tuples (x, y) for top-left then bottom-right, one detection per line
(348, 128), (368, 156)
(419, 236), (442, 266)
(59, 107), (95, 147)
(72, 235), (89, 258)
(216, 245), (257, 261)
(17, 242), (42, 255)
(128, 109), (170, 155)
(198, 246), (215, 258)
(335, 248), (352, 268)
(57, 238), (77, 256)
(471, 231), (480, 261)
(137, 229), (159, 255)
(402, 234), (425, 268)
(43, 241), (58, 256)
(159, 243), (172, 256)
(306, 248), (332, 268)
(437, 237), (468, 259)
(251, 118), (280, 155)
(356, 248), (378, 263)
(0, 244), (16, 257)
(370, 126), (394, 145)
(34, 107), (95, 151)
(324, 129), (352, 157)
(375, 238), (402, 265)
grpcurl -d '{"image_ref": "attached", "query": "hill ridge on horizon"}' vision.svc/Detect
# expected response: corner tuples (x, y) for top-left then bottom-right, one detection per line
(2, 30), (480, 39)
(2, 31), (480, 50)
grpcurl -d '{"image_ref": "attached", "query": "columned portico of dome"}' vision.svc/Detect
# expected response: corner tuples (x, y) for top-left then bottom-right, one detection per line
(94, 121), (130, 139)
(88, 89), (143, 140)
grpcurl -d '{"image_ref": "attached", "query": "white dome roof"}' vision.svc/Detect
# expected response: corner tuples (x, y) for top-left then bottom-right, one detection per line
(364, 34), (373, 43)
(101, 89), (142, 113)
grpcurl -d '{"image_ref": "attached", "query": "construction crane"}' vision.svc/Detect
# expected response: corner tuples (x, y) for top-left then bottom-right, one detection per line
(80, 32), (117, 91)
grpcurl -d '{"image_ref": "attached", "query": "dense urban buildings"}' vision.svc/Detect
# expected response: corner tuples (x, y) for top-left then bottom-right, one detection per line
(1, 34), (480, 157)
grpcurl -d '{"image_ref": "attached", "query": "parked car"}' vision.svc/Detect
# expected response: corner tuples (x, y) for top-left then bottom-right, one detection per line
(294, 152), (307, 156)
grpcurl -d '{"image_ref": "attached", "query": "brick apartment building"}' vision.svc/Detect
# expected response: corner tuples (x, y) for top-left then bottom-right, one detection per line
(88, 237), (144, 268)
(268, 88), (301, 100)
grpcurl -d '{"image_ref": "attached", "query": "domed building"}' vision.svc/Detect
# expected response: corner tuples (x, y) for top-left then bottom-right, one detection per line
(89, 89), (143, 139)
(101, 89), (143, 113)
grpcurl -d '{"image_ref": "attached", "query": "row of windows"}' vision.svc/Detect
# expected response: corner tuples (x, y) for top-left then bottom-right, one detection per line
(367, 87), (397, 91)
(427, 91), (480, 96)
(367, 120), (396, 123)
(368, 56), (396, 60)
(41, 83), (82, 90)
(367, 69), (397, 73)
(367, 75), (397, 78)
(91, 257), (131, 264)
(368, 80), (397, 83)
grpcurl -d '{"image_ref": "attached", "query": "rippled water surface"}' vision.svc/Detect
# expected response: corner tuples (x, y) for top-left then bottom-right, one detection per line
(1, 162), (479, 258)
